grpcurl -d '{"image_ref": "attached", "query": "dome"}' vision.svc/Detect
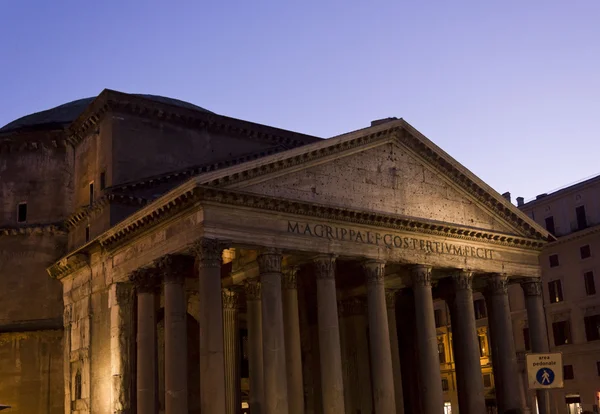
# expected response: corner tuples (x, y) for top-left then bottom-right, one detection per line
(0, 94), (213, 134)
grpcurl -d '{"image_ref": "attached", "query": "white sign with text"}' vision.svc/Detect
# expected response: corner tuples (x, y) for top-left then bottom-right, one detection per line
(526, 353), (564, 389)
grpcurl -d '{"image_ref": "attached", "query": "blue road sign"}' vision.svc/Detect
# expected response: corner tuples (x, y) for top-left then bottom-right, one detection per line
(536, 368), (555, 386)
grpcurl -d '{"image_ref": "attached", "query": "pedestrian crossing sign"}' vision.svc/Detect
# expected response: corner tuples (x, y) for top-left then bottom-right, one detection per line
(526, 353), (564, 389)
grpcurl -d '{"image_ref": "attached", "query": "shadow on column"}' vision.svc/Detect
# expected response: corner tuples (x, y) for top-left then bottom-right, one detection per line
(396, 288), (422, 414)
(156, 310), (201, 414)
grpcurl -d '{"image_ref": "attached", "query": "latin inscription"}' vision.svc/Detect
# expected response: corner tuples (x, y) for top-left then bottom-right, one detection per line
(288, 221), (494, 260)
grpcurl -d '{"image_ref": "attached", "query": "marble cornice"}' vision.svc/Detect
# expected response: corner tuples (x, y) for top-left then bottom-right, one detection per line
(0, 136), (68, 153)
(67, 90), (320, 148)
(97, 184), (546, 253)
(65, 193), (149, 229)
(0, 222), (65, 237)
(47, 253), (90, 280)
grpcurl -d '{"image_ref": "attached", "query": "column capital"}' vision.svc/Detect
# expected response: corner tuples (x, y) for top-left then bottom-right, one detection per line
(521, 279), (543, 297)
(257, 248), (283, 274)
(411, 265), (433, 287)
(244, 278), (261, 301)
(451, 270), (474, 291)
(385, 289), (398, 309)
(363, 260), (386, 285)
(282, 266), (299, 290)
(129, 267), (161, 293)
(192, 238), (227, 268)
(314, 254), (337, 280)
(484, 273), (508, 296)
(222, 288), (241, 310)
(156, 254), (194, 284)
(337, 297), (366, 316)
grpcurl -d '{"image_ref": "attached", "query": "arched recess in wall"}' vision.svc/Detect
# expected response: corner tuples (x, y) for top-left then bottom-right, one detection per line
(156, 310), (200, 414)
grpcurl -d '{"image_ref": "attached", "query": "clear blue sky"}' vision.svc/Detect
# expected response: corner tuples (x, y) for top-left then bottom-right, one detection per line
(1, 1), (598, 202)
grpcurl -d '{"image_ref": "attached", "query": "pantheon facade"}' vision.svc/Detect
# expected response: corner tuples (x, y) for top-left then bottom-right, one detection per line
(0, 90), (552, 414)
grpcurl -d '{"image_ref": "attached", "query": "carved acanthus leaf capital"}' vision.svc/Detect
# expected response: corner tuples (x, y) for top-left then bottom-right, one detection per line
(257, 248), (282, 274)
(363, 260), (386, 285)
(222, 289), (240, 310)
(283, 266), (299, 290)
(192, 238), (227, 268)
(484, 273), (508, 296)
(411, 265), (432, 288)
(314, 254), (337, 280)
(155, 254), (193, 284)
(129, 267), (161, 293)
(244, 278), (261, 301)
(521, 279), (543, 297)
(452, 270), (473, 291)
(385, 290), (398, 309)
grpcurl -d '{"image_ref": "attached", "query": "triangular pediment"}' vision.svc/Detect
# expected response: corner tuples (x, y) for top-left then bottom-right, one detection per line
(193, 119), (550, 241)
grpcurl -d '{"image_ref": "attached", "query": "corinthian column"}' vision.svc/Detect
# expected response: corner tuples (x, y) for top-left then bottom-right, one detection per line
(521, 279), (551, 414)
(245, 278), (264, 414)
(484, 274), (521, 413)
(157, 254), (192, 414)
(109, 282), (134, 414)
(363, 260), (396, 414)
(450, 271), (486, 414)
(193, 238), (227, 414)
(223, 289), (241, 414)
(129, 267), (160, 414)
(257, 248), (289, 414)
(386, 290), (404, 414)
(314, 255), (345, 414)
(411, 265), (444, 414)
(282, 267), (305, 414)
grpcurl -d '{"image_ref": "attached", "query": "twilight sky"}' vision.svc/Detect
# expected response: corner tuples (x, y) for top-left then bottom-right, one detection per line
(1, 1), (598, 202)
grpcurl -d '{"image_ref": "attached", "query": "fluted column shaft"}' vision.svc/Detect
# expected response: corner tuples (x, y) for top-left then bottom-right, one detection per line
(245, 278), (265, 414)
(258, 248), (289, 414)
(484, 274), (521, 413)
(386, 290), (405, 414)
(130, 268), (160, 414)
(450, 271), (486, 414)
(194, 238), (227, 414)
(411, 265), (444, 414)
(522, 279), (551, 414)
(283, 267), (305, 414)
(223, 289), (241, 414)
(314, 255), (345, 414)
(158, 255), (191, 414)
(364, 260), (396, 413)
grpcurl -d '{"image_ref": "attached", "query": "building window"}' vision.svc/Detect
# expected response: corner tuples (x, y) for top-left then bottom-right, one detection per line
(438, 341), (446, 364)
(477, 332), (489, 357)
(580, 245), (592, 259)
(524, 327), (531, 351)
(563, 365), (574, 380)
(434, 309), (443, 327)
(483, 373), (492, 388)
(85, 225), (90, 243)
(596, 361), (600, 376)
(552, 320), (572, 346)
(584, 315), (600, 341)
(100, 172), (106, 190)
(17, 202), (27, 223)
(548, 280), (563, 303)
(576, 206), (587, 230)
(89, 182), (94, 206)
(545, 216), (556, 235)
(74, 370), (82, 400)
(549, 254), (560, 268)
(474, 299), (487, 319)
(441, 378), (449, 391)
(585, 271), (596, 296)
